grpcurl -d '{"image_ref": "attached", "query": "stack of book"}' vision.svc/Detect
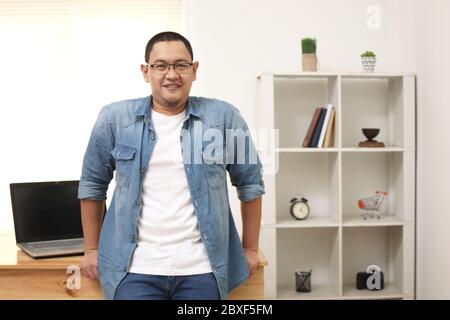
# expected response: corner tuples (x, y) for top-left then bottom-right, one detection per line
(302, 104), (335, 148)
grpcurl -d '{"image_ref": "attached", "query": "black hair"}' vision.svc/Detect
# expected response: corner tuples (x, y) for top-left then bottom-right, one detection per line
(144, 31), (194, 63)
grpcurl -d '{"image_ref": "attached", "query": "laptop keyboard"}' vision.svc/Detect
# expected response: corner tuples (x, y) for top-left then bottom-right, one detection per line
(28, 239), (83, 249)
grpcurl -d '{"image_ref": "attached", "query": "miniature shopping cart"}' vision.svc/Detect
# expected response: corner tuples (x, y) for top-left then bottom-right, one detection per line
(357, 191), (388, 220)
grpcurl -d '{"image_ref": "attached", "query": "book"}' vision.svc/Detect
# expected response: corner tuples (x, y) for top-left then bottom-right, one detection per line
(302, 107), (322, 147)
(318, 104), (333, 148)
(323, 107), (335, 148)
(310, 108), (327, 147)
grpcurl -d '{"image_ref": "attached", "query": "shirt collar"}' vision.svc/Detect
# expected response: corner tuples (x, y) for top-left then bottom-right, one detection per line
(184, 96), (201, 120)
(133, 95), (151, 118)
(134, 95), (201, 121)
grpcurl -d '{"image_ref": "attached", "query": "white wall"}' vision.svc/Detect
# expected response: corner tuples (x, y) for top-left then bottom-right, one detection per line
(184, 0), (416, 236)
(415, 0), (450, 300)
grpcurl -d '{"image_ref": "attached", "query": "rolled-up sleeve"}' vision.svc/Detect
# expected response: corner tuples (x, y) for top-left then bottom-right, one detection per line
(78, 106), (115, 200)
(226, 109), (265, 202)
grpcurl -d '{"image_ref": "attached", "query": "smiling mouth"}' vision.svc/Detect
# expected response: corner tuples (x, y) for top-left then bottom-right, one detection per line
(163, 84), (181, 90)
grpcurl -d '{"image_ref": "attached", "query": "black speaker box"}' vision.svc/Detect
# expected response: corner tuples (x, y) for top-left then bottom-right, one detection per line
(356, 271), (384, 290)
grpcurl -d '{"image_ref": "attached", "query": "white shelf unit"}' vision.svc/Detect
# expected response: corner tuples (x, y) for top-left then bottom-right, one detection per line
(257, 72), (415, 300)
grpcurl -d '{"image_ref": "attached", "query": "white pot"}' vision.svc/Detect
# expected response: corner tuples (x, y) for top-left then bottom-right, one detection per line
(361, 56), (376, 73)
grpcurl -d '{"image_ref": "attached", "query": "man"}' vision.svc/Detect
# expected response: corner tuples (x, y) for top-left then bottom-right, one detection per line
(78, 31), (264, 300)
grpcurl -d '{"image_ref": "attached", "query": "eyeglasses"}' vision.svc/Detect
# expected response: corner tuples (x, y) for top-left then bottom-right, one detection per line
(145, 62), (194, 75)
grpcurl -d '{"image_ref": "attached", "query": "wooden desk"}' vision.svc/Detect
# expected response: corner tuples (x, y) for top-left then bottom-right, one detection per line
(0, 235), (267, 300)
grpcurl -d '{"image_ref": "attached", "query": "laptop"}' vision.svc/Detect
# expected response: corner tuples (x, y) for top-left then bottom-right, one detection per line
(10, 180), (85, 258)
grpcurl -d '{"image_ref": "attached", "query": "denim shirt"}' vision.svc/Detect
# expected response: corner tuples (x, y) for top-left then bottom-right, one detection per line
(78, 95), (265, 300)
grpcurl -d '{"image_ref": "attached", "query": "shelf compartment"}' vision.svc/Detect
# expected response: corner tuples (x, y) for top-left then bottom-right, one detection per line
(276, 228), (340, 299)
(273, 76), (339, 148)
(341, 147), (408, 152)
(278, 285), (339, 300)
(342, 284), (404, 300)
(342, 215), (406, 227)
(342, 152), (406, 222)
(341, 76), (405, 148)
(276, 152), (340, 224)
(258, 147), (412, 153)
(276, 216), (339, 228)
(342, 226), (403, 299)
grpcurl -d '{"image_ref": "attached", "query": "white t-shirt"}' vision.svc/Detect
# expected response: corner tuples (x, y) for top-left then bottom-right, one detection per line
(129, 108), (212, 275)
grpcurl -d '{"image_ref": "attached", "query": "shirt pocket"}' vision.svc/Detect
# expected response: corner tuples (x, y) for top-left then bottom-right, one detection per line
(200, 123), (227, 189)
(202, 143), (227, 190)
(111, 144), (137, 187)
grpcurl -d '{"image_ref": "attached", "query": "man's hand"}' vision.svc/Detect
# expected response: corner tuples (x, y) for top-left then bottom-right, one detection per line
(81, 249), (99, 281)
(243, 247), (259, 276)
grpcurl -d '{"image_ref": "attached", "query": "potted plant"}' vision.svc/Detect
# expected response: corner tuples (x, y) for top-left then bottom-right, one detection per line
(361, 51), (376, 72)
(302, 38), (317, 72)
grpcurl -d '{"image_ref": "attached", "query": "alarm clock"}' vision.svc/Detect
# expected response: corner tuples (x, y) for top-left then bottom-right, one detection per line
(290, 197), (310, 220)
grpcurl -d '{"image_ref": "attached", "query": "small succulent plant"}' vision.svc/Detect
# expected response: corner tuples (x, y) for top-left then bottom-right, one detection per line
(361, 51), (376, 58)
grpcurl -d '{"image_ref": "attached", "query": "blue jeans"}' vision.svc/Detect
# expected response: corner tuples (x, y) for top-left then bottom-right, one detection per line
(113, 272), (221, 300)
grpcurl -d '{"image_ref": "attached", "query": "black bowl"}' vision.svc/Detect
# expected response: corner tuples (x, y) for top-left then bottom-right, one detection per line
(362, 128), (380, 140)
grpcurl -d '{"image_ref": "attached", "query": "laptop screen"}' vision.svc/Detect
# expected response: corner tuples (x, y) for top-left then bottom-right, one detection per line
(10, 181), (83, 243)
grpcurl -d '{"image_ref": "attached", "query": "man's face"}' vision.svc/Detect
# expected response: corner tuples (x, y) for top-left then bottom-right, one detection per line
(141, 41), (198, 108)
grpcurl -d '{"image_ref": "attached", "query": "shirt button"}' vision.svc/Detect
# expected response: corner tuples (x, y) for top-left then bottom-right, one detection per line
(140, 169), (145, 174)
(131, 234), (136, 241)
(136, 200), (141, 206)
(151, 135), (155, 140)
